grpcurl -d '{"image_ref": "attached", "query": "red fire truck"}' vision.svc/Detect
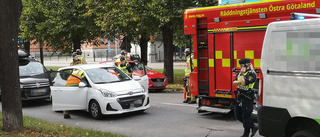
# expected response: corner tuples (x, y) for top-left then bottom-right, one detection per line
(184, 0), (320, 114)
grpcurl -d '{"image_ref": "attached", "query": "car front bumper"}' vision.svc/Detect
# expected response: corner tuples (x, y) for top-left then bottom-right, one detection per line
(97, 93), (150, 115)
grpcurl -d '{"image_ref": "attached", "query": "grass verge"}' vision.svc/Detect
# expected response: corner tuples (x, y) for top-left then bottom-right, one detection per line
(0, 112), (124, 137)
(153, 69), (184, 91)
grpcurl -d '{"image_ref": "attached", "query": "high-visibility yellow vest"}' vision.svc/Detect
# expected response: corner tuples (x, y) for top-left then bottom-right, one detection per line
(65, 70), (85, 86)
(237, 70), (256, 91)
(70, 55), (87, 66)
(118, 63), (129, 74)
(185, 54), (194, 77)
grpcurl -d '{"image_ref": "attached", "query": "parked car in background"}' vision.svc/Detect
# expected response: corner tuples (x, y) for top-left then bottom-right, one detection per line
(100, 61), (168, 91)
(112, 53), (141, 62)
(51, 64), (150, 119)
(0, 49), (52, 100)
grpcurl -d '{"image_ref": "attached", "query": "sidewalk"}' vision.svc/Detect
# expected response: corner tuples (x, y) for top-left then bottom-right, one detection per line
(44, 59), (185, 69)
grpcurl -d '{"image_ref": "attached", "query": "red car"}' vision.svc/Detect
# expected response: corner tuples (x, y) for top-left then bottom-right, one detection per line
(100, 61), (168, 91)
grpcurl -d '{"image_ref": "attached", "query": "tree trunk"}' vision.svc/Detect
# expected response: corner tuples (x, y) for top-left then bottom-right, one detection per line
(161, 24), (174, 84)
(0, 0), (24, 131)
(72, 37), (81, 52)
(140, 35), (148, 65)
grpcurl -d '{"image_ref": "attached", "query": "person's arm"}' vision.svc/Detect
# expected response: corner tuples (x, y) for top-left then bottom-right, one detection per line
(127, 64), (133, 73)
(233, 73), (241, 86)
(81, 57), (87, 64)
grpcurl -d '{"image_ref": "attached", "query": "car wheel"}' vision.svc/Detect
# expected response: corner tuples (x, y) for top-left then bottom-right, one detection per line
(292, 130), (320, 137)
(89, 100), (103, 120)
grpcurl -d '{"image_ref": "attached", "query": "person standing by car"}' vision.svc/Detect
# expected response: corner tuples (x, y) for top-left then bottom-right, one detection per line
(63, 69), (86, 119)
(70, 49), (87, 66)
(118, 57), (132, 76)
(183, 48), (196, 104)
(115, 50), (128, 65)
(233, 58), (258, 137)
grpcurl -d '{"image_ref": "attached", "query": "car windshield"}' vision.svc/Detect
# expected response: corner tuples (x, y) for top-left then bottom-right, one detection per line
(86, 67), (131, 84)
(19, 61), (46, 76)
(132, 63), (151, 71)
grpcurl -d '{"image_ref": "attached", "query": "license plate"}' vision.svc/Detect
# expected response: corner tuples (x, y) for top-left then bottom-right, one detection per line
(154, 82), (163, 87)
(130, 103), (134, 109)
(31, 89), (46, 96)
(134, 99), (143, 105)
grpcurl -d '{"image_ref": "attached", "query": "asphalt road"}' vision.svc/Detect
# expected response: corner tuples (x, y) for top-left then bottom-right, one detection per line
(0, 93), (263, 137)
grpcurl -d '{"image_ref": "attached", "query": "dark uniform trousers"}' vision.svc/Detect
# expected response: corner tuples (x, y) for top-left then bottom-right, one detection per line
(234, 96), (254, 135)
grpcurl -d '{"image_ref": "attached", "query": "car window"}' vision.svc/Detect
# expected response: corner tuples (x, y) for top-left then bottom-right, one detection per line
(54, 69), (85, 86)
(86, 67), (130, 84)
(19, 61), (46, 76)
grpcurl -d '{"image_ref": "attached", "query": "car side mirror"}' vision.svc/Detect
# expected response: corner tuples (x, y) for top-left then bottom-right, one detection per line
(133, 76), (141, 81)
(79, 82), (86, 88)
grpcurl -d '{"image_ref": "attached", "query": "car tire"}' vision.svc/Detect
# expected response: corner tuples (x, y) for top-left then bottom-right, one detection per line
(89, 100), (103, 120)
(292, 130), (320, 137)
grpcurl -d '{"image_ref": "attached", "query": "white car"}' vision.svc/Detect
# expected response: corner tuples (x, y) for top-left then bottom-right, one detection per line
(51, 64), (149, 119)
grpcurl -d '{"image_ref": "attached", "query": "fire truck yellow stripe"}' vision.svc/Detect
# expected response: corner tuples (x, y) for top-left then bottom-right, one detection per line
(234, 51), (237, 59)
(222, 59), (230, 67)
(216, 51), (223, 59)
(237, 26), (268, 30)
(194, 59), (198, 67)
(245, 50), (254, 59)
(209, 59), (214, 67)
(189, 0), (285, 11)
(254, 59), (261, 68)
(215, 94), (232, 98)
(237, 59), (241, 67)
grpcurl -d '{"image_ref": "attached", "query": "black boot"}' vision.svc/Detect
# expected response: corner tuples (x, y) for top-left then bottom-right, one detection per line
(251, 124), (258, 137)
(188, 100), (196, 104)
(64, 114), (71, 119)
(183, 98), (190, 103)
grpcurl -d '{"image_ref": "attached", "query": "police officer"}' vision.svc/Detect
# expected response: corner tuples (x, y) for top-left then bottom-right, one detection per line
(63, 69), (85, 119)
(115, 50), (128, 65)
(233, 58), (258, 137)
(70, 49), (87, 66)
(118, 57), (132, 76)
(183, 48), (196, 104)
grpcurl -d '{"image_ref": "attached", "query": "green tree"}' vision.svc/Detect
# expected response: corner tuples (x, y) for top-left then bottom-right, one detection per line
(20, 0), (102, 54)
(86, 0), (159, 65)
(148, 0), (217, 83)
(0, 0), (24, 131)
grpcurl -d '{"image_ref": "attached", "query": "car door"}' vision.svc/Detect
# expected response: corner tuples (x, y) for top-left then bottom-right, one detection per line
(135, 63), (149, 91)
(51, 69), (88, 111)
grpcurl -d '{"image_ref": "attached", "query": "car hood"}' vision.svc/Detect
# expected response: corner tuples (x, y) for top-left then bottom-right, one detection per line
(20, 77), (49, 84)
(94, 80), (142, 94)
(133, 70), (166, 79)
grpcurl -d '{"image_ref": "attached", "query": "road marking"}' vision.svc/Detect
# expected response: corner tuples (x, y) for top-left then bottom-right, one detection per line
(161, 103), (198, 108)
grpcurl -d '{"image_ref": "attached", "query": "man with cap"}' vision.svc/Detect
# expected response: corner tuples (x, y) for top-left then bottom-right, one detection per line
(118, 56), (132, 76)
(183, 48), (196, 104)
(233, 58), (258, 137)
(115, 50), (128, 65)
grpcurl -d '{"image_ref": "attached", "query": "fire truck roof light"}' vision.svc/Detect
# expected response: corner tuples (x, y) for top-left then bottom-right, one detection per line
(292, 13), (320, 18)
(298, 16), (305, 20)
(259, 13), (267, 19)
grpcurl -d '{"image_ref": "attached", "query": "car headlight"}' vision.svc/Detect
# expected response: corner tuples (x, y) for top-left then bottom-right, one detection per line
(99, 89), (117, 97)
(141, 86), (146, 93)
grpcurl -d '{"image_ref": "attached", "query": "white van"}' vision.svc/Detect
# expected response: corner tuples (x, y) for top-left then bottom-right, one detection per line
(258, 15), (320, 137)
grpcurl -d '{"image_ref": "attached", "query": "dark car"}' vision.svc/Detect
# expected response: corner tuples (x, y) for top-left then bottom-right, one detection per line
(0, 49), (51, 100)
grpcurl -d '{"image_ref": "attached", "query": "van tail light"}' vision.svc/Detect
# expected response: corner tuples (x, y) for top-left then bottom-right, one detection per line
(259, 73), (263, 105)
